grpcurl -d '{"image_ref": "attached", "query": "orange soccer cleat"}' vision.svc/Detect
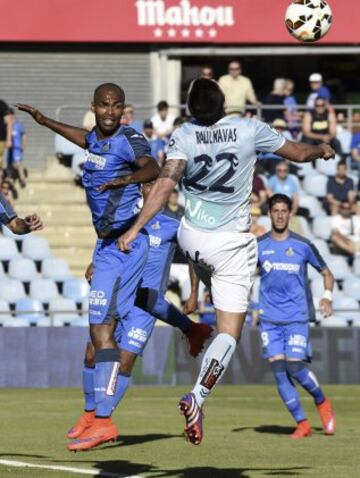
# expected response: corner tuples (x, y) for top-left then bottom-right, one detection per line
(67, 417), (118, 452)
(317, 398), (336, 435)
(185, 323), (212, 357)
(289, 420), (312, 439)
(67, 411), (95, 439)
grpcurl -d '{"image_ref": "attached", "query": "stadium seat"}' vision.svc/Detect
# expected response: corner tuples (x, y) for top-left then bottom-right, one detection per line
(169, 264), (190, 287)
(63, 278), (90, 302)
(0, 298), (12, 324)
(298, 195), (325, 218)
(292, 216), (314, 240)
(311, 277), (340, 299)
(258, 216), (271, 231)
(2, 225), (31, 242)
(0, 261), (6, 279)
(312, 217), (332, 240)
(15, 298), (49, 325)
(315, 155), (340, 176)
(70, 316), (89, 327)
(308, 265), (321, 281)
(22, 236), (52, 261)
(42, 258), (71, 282)
(303, 174), (328, 198)
(81, 299), (89, 313)
(319, 315), (349, 327)
(343, 277), (360, 301)
(333, 296), (360, 322)
(296, 162), (315, 178)
(312, 239), (331, 261)
(353, 257), (360, 276)
(29, 278), (59, 303)
(8, 257), (38, 282)
(330, 255), (351, 280)
(1, 317), (30, 327)
(0, 236), (20, 261)
(0, 279), (26, 303)
(49, 298), (79, 326)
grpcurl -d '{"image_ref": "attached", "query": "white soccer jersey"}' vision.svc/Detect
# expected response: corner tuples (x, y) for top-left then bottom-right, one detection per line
(166, 116), (285, 232)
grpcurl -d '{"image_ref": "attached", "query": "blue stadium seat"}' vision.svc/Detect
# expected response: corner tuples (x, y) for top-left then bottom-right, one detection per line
(303, 174), (328, 198)
(330, 255), (351, 280)
(333, 296), (360, 322)
(49, 298), (79, 326)
(315, 156), (340, 176)
(2, 225), (31, 242)
(312, 217), (332, 240)
(0, 236), (20, 261)
(298, 195), (325, 219)
(29, 278), (59, 304)
(343, 277), (360, 301)
(15, 298), (49, 325)
(0, 279), (26, 303)
(63, 279), (90, 302)
(70, 316), (89, 327)
(8, 257), (38, 282)
(0, 298), (12, 324)
(42, 257), (71, 282)
(2, 317), (30, 327)
(22, 236), (52, 261)
(319, 315), (349, 327)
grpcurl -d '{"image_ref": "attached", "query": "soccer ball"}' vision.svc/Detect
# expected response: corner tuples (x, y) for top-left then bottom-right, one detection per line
(285, 0), (333, 42)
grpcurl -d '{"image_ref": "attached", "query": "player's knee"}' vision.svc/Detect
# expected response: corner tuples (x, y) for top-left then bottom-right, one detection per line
(90, 322), (116, 350)
(270, 359), (287, 383)
(119, 349), (137, 375)
(286, 361), (306, 376)
(135, 287), (159, 313)
(84, 341), (96, 368)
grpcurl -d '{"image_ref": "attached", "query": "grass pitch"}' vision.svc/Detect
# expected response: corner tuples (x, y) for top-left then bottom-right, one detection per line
(0, 385), (359, 478)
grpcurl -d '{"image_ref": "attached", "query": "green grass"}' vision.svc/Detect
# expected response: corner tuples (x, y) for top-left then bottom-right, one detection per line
(0, 386), (359, 478)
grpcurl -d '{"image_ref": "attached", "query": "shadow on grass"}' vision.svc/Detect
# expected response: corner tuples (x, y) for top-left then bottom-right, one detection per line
(100, 433), (180, 449)
(153, 465), (311, 477)
(233, 425), (323, 435)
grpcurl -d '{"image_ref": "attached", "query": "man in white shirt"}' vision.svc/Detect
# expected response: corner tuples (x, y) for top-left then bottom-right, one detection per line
(151, 101), (175, 139)
(331, 200), (360, 256)
(218, 60), (258, 115)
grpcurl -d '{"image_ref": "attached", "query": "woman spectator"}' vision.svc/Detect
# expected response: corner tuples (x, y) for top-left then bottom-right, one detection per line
(262, 78), (286, 123)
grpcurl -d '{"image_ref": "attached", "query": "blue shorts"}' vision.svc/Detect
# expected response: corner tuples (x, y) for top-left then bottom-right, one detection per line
(89, 232), (148, 325)
(259, 321), (310, 361)
(7, 148), (23, 164)
(114, 306), (155, 355)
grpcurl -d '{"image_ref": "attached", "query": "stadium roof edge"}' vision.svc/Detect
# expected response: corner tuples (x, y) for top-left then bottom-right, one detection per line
(160, 46), (360, 56)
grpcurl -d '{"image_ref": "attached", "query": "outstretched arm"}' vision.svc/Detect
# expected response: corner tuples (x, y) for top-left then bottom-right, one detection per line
(7, 214), (44, 235)
(118, 159), (187, 251)
(15, 104), (88, 149)
(275, 139), (335, 163)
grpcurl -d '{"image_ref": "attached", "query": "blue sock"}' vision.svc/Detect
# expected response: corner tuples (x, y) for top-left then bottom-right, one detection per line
(152, 295), (192, 333)
(270, 360), (306, 423)
(287, 362), (325, 405)
(94, 349), (120, 418)
(112, 373), (131, 412)
(82, 366), (95, 411)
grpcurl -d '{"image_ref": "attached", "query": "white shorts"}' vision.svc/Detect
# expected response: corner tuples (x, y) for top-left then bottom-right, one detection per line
(178, 219), (258, 313)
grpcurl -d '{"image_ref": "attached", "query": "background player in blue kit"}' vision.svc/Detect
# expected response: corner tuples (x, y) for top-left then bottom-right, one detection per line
(6, 108), (27, 187)
(67, 181), (211, 449)
(16, 83), (161, 450)
(257, 194), (336, 439)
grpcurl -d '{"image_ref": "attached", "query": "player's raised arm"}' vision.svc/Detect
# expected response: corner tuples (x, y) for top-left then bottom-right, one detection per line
(275, 139), (335, 163)
(15, 103), (88, 149)
(118, 158), (187, 251)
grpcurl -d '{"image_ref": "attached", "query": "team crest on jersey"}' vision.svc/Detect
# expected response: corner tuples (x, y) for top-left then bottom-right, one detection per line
(102, 142), (110, 152)
(286, 247), (295, 257)
(151, 221), (161, 230)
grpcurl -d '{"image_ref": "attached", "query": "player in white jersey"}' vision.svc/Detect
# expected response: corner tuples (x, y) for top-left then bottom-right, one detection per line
(115, 79), (335, 445)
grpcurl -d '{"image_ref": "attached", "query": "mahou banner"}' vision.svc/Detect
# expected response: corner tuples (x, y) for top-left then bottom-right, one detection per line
(1, 0), (358, 44)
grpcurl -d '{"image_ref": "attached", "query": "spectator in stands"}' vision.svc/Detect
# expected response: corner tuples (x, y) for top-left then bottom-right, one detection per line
(330, 200), (360, 258)
(1, 179), (16, 208)
(121, 104), (143, 133)
(218, 60), (258, 115)
(199, 290), (216, 326)
(142, 119), (165, 166)
(336, 113), (352, 160)
(252, 173), (268, 212)
(284, 79), (301, 136)
(200, 65), (214, 80)
(82, 110), (96, 131)
(151, 101), (175, 139)
(351, 121), (360, 171)
(325, 161), (356, 215)
(302, 97), (342, 156)
(267, 161), (300, 216)
(6, 109), (27, 188)
(306, 73), (331, 109)
(250, 207), (266, 237)
(262, 78), (286, 123)
(0, 98), (13, 171)
(164, 189), (185, 221)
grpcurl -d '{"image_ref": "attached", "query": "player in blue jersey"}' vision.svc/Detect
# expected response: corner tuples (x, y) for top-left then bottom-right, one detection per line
(66, 181), (212, 450)
(257, 194), (336, 438)
(6, 109), (27, 188)
(16, 83), (161, 449)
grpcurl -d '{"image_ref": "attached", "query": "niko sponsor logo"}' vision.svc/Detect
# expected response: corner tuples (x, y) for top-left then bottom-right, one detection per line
(136, 0), (235, 39)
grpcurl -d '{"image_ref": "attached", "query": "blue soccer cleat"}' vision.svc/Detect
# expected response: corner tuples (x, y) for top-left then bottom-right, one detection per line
(178, 392), (204, 445)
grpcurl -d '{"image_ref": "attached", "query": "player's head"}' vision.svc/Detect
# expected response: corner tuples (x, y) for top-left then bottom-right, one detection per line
(92, 83), (125, 137)
(187, 78), (225, 126)
(268, 194), (292, 234)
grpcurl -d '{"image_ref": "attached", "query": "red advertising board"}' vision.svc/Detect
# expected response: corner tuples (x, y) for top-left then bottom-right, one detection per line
(1, 0), (358, 44)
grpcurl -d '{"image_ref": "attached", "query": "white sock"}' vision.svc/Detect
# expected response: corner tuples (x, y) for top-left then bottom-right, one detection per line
(192, 333), (237, 407)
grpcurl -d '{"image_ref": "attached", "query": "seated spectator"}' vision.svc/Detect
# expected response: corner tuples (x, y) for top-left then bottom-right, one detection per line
(336, 113), (352, 159)
(121, 104), (142, 133)
(267, 161), (302, 216)
(1, 179), (17, 208)
(82, 110), (96, 131)
(262, 78), (286, 123)
(250, 207), (266, 237)
(142, 119), (165, 166)
(325, 161), (356, 215)
(200, 65), (214, 80)
(164, 189), (185, 221)
(330, 200), (360, 259)
(284, 79), (301, 136)
(218, 60), (258, 115)
(302, 97), (342, 156)
(252, 174), (268, 212)
(306, 73), (331, 109)
(151, 101), (175, 139)
(199, 290), (216, 326)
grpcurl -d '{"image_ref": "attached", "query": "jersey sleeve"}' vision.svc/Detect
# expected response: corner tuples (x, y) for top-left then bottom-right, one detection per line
(124, 130), (152, 163)
(307, 242), (328, 272)
(0, 192), (17, 225)
(253, 119), (286, 153)
(165, 128), (188, 161)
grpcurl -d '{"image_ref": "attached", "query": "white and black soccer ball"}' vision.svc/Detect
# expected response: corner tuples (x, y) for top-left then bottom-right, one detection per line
(285, 0), (333, 42)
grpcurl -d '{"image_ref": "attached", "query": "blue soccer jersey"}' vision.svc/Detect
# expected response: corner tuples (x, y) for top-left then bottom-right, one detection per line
(257, 231), (327, 324)
(0, 192), (17, 225)
(83, 126), (152, 235)
(7, 120), (25, 164)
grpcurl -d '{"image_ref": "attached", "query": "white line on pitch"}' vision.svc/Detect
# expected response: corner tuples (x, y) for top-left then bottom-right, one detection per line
(0, 459), (142, 478)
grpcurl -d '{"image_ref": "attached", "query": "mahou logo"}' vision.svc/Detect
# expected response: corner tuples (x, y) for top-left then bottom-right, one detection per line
(136, 0), (235, 39)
